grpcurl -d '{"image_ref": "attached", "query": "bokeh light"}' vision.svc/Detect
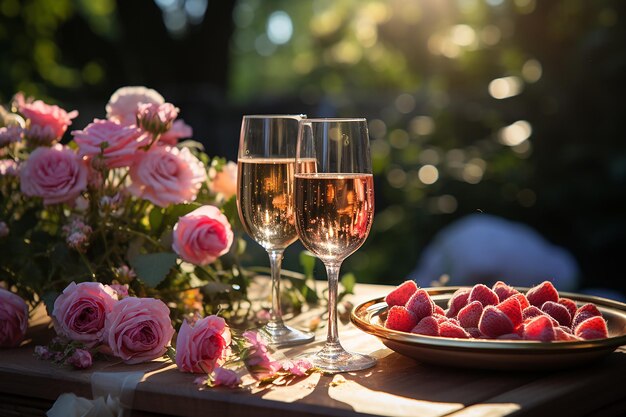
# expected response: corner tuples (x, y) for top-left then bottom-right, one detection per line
(498, 120), (532, 146)
(418, 165), (439, 185)
(267, 11), (293, 45)
(488, 76), (523, 99)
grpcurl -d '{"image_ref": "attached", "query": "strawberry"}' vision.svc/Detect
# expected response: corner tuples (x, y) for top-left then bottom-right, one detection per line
(522, 305), (544, 320)
(469, 284), (499, 307)
(496, 296), (523, 327)
(526, 281), (559, 307)
(431, 313), (449, 324)
(466, 327), (482, 338)
(574, 316), (608, 340)
(479, 305), (514, 338)
(385, 306), (418, 332)
(558, 298), (578, 319)
(446, 288), (470, 318)
(406, 289), (435, 321)
(439, 321), (470, 339)
(511, 293), (530, 310)
(572, 303), (602, 330)
(447, 317), (461, 326)
(492, 281), (519, 302)
(497, 333), (522, 340)
(384, 280), (418, 307)
(457, 301), (483, 329)
(523, 315), (556, 342)
(411, 315), (440, 336)
(554, 326), (578, 341)
(434, 304), (446, 316)
(541, 301), (572, 327)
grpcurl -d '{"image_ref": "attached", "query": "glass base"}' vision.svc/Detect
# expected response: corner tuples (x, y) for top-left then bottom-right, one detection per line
(259, 322), (315, 348)
(306, 342), (377, 374)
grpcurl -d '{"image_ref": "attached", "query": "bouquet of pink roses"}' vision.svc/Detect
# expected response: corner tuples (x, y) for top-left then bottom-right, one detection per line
(0, 86), (246, 325)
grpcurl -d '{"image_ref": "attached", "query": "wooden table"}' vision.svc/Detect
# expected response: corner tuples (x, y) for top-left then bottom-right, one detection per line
(1, 283), (625, 417)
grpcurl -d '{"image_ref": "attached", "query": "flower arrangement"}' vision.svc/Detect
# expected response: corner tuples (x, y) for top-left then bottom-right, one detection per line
(0, 86), (343, 391)
(0, 86), (249, 326)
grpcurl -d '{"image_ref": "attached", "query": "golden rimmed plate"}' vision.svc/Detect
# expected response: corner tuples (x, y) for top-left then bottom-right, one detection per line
(351, 287), (626, 370)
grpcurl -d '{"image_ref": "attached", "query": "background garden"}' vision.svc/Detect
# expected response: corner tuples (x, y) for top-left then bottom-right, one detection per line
(1, 0), (625, 298)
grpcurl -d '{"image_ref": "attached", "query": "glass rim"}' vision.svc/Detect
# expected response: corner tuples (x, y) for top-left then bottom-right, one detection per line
(300, 117), (367, 123)
(242, 114), (306, 120)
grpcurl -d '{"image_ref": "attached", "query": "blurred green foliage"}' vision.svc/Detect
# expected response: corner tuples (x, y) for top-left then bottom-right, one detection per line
(229, 0), (626, 293)
(1, 0), (625, 294)
(0, 0), (116, 101)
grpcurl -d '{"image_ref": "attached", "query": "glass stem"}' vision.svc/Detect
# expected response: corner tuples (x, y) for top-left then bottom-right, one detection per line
(268, 249), (285, 328)
(325, 262), (342, 346)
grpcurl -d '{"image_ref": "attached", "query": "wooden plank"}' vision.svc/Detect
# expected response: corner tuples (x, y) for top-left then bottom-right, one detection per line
(2, 284), (625, 417)
(445, 348), (626, 417)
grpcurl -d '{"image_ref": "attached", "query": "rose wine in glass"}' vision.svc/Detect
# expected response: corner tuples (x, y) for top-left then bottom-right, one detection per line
(237, 115), (315, 347)
(294, 118), (376, 373)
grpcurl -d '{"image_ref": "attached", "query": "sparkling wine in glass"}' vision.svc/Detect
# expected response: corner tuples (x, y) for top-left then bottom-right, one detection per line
(294, 118), (376, 373)
(237, 115), (315, 347)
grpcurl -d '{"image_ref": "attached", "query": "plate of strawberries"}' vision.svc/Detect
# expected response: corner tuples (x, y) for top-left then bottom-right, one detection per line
(351, 280), (626, 370)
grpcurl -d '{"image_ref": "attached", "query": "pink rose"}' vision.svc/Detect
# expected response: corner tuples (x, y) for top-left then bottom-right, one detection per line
(19, 144), (88, 205)
(105, 297), (174, 364)
(106, 86), (164, 126)
(136, 102), (179, 135)
(15, 93), (78, 143)
(128, 146), (206, 207)
(160, 119), (193, 146)
(0, 288), (28, 348)
(52, 282), (117, 347)
(172, 205), (233, 266)
(209, 161), (237, 200)
(67, 348), (92, 369)
(72, 119), (148, 168)
(175, 315), (231, 373)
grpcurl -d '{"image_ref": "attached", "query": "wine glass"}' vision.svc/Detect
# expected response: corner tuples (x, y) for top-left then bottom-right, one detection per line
(294, 118), (376, 373)
(237, 115), (315, 347)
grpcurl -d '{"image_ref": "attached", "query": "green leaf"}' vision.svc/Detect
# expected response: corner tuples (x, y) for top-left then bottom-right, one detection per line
(129, 252), (178, 287)
(149, 207), (164, 231)
(41, 291), (60, 317)
(202, 281), (233, 294)
(221, 197), (241, 229)
(163, 203), (202, 227)
(126, 237), (144, 261)
(299, 251), (316, 280)
(178, 139), (205, 152)
(340, 272), (356, 295)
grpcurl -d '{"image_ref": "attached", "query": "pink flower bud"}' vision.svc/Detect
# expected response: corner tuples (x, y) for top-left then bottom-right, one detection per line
(67, 348), (92, 369)
(136, 102), (179, 136)
(0, 159), (18, 176)
(34, 345), (53, 360)
(0, 125), (23, 147)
